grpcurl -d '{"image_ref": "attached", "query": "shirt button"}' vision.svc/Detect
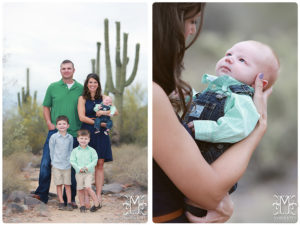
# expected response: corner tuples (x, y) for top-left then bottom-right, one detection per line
(216, 94), (223, 99)
(216, 144), (224, 150)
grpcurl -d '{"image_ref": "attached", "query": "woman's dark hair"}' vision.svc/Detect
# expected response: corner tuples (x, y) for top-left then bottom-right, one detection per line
(82, 73), (102, 100)
(153, 3), (205, 119)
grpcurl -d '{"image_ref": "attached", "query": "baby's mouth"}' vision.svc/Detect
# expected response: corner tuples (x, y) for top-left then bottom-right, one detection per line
(218, 66), (231, 74)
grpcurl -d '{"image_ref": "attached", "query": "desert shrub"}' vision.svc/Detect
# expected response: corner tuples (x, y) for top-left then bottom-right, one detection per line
(3, 103), (47, 156)
(18, 101), (47, 154)
(3, 153), (32, 196)
(120, 83), (147, 146)
(3, 112), (31, 157)
(105, 144), (147, 188)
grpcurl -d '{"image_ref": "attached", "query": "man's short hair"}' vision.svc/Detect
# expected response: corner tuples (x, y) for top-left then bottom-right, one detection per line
(77, 129), (90, 137)
(61, 59), (74, 68)
(56, 115), (69, 124)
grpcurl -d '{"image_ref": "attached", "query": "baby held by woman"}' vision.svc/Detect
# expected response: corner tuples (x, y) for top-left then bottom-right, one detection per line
(184, 40), (280, 216)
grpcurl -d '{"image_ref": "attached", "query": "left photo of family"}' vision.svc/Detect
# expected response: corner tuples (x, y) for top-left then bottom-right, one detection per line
(2, 2), (148, 223)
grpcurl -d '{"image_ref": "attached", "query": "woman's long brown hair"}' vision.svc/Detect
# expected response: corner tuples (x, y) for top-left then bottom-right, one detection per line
(153, 3), (205, 119)
(82, 73), (102, 100)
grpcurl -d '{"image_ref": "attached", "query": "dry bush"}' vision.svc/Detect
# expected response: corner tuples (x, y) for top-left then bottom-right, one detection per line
(105, 144), (147, 188)
(3, 152), (41, 197)
(3, 153), (31, 196)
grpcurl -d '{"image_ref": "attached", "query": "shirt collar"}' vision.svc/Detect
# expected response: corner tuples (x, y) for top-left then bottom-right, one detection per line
(59, 79), (79, 87)
(57, 131), (70, 138)
(78, 145), (90, 150)
(202, 74), (252, 90)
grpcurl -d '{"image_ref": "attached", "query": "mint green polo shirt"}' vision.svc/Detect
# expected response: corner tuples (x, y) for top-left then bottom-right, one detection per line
(70, 145), (98, 174)
(43, 79), (83, 137)
(193, 74), (260, 143)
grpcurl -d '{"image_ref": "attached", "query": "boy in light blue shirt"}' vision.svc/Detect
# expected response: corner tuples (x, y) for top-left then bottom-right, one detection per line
(184, 40), (280, 217)
(70, 129), (101, 213)
(49, 115), (73, 211)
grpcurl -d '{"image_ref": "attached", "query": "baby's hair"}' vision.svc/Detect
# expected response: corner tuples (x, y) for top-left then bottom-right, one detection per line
(77, 129), (90, 137)
(247, 40), (280, 89)
(56, 115), (69, 124)
(104, 95), (112, 100)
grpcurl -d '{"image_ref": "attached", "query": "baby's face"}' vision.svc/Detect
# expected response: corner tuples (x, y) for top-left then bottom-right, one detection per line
(215, 41), (266, 86)
(103, 97), (112, 105)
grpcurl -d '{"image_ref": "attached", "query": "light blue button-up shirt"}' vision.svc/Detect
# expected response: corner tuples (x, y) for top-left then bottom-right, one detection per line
(49, 132), (73, 170)
(193, 74), (260, 143)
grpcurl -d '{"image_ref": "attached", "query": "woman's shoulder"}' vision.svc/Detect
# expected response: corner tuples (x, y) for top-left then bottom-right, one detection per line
(78, 96), (88, 106)
(153, 82), (170, 107)
(153, 82), (167, 100)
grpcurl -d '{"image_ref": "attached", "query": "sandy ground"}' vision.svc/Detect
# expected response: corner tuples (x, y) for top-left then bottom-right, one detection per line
(3, 168), (148, 223)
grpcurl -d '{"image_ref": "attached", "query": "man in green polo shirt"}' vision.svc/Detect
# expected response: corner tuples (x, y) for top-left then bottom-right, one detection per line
(34, 60), (83, 206)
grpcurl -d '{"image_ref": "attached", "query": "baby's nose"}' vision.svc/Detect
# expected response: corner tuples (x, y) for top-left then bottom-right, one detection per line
(225, 57), (233, 64)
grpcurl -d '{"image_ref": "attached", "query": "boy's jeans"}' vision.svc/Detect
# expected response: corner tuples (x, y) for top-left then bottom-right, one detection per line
(34, 129), (78, 204)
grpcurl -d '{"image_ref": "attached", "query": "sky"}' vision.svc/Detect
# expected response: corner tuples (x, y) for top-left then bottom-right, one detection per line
(2, 2), (148, 110)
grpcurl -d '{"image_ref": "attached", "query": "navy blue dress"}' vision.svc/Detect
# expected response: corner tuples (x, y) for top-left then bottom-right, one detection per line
(81, 97), (113, 162)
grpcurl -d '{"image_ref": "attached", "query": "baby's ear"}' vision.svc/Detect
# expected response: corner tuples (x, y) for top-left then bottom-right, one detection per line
(262, 80), (268, 88)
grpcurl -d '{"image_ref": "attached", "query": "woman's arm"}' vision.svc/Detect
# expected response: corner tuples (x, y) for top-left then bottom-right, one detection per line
(186, 193), (234, 223)
(78, 96), (95, 125)
(153, 75), (271, 210)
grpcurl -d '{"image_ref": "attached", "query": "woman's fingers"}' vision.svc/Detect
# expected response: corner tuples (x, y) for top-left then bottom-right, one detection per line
(253, 73), (265, 116)
(255, 73), (264, 94)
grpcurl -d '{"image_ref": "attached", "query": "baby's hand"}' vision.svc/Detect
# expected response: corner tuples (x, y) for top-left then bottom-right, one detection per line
(98, 105), (102, 109)
(84, 167), (88, 172)
(187, 121), (195, 134)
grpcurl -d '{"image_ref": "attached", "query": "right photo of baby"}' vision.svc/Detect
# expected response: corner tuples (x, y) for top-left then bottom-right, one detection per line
(152, 2), (297, 223)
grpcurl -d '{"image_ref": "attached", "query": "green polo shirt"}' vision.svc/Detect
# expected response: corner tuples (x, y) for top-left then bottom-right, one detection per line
(43, 79), (83, 137)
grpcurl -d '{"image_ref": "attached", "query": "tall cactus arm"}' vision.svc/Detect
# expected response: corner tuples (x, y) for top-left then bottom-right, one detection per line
(119, 33), (129, 93)
(26, 68), (30, 98)
(33, 91), (37, 106)
(96, 42), (101, 76)
(17, 92), (21, 108)
(91, 59), (96, 73)
(115, 22), (122, 67)
(125, 43), (140, 87)
(104, 18), (116, 93)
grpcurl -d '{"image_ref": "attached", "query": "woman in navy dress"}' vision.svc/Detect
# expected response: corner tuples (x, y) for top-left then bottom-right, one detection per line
(78, 73), (117, 206)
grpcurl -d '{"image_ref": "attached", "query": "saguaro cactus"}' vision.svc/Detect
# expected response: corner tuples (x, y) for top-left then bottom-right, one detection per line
(91, 42), (101, 76)
(104, 18), (140, 141)
(17, 68), (37, 111)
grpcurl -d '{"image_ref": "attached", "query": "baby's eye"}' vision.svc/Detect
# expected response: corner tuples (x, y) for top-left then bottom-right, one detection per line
(239, 58), (246, 63)
(226, 53), (232, 56)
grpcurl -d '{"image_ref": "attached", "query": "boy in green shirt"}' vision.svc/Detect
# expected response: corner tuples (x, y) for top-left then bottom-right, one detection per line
(70, 129), (101, 213)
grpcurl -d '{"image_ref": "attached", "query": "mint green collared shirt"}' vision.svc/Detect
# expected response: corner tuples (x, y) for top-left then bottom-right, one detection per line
(193, 74), (260, 143)
(43, 79), (83, 137)
(70, 145), (98, 174)
(93, 104), (116, 115)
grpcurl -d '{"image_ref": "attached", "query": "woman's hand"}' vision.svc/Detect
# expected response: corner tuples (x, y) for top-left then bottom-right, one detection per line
(186, 194), (233, 223)
(95, 110), (111, 117)
(253, 73), (273, 133)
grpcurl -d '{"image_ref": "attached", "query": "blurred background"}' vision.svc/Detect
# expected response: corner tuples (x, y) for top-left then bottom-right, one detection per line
(183, 3), (297, 222)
